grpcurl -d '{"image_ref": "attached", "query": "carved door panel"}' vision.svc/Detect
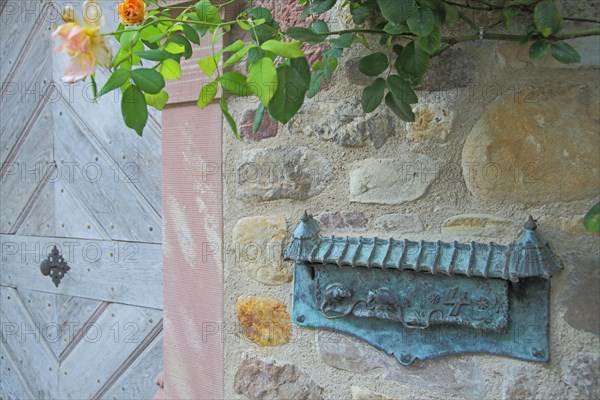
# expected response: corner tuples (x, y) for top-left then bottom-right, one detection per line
(1, 1), (163, 398)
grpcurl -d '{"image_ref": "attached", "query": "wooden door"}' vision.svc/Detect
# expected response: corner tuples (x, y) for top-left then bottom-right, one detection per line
(1, 1), (163, 398)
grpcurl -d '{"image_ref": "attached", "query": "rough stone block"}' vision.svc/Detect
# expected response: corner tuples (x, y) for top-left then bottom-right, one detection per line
(317, 211), (368, 231)
(350, 155), (439, 205)
(462, 85), (599, 204)
(417, 49), (476, 91)
(236, 147), (334, 201)
(561, 352), (600, 399)
(284, 100), (396, 148)
(407, 102), (455, 142)
(236, 297), (292, 347)
(239, 108), (279, 141)
(502, 364), (538, 400)
(441, 214), (515, 238)
(234, 358), (324, 400)
(559, 253), (600, 336)
(232, 216), (291, 285)
(316, 331), (487, 399)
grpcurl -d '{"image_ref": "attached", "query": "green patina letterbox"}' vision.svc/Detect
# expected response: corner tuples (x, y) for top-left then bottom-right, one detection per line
(284, 213), (561, 366)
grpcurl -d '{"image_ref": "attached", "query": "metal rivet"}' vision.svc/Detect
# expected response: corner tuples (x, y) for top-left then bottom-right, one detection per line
(296, 315), (305, 323)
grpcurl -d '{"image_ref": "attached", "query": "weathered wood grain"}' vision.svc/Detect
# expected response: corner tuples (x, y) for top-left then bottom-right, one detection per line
(100, 331), (163, 400)
(58, 303), (162, 399)
(0, 104), (53, 234)
(0, 16), (52, 168)
(0, 235), (163, 309)
(0, 286), (59, 399)
(53, 100), (161, 243)
(18, 288), (103, 360)
(16, 182), (56, 237)
(0, 339), (35, 400)
(54, 180), (111, 241)
(52, 66), (163, 218)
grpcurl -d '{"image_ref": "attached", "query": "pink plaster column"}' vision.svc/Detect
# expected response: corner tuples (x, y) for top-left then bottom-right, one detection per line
(162, 101), (223, 399)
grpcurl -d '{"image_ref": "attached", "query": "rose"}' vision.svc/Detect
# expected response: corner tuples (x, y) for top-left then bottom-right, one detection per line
(117, 0), (146, 26)
(53, 0), (111, 83)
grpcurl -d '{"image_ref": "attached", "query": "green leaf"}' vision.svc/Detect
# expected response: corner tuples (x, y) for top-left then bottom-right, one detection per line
(267, 64), (307, 124)
(145, 90), (169, 110)
(534, 0), (562, 37)
(120, 29), (140, 52)
(358, 52), (389, 76)
(422, 0), (446, 25)
(134, 49), (170, 61)
(529, 39), (551, 61)
(311, 20), (329, 34)
(417, 25), (441, 54)
(112, 48), (131, 69)
(99, 69), (129, 97)
(520, 31), (536, 45)
(307, 69), (325, 98)
(407, 6), (435, 36)
(286, 27), (324, 44)
(329, 33), (354, 48)
(223, 45), (254, 68)
(198, 55), (220, 77)
(387, 75), (418, 104)
(304, 0), (336, 15)
(250, 25), (274, 43)
(196, 0), (220, 25)
(139, 25), (162, 42)
(248, 7), (273, 23)
(182, 23), (200, 45)
(378, 0), (416, 23)
(220, 96), (240, 140)
(260, 40), (305, 58)
(290, 57), (311, 91)
(165, 41), (185, 54)
(247, 57), (278, 106)
(384, 21), (408, 34)
(197, 81), (218, 109)
(385, 92), (415, 122)
(352, 6), (372, 25)
(584, 201), (600, 233)
(396, 41), (430, 84)
(361, 78), (385, 113)
(502, 5), (521, 28)
(220, 39), (245, 55)
(131, 68), (165, 95)
(253, 103), (265, 135)
(550, 41), (581, 63)
(161, 58), (181, 80)
(168, 35), (192, 59)
(121, 85), (148, 136)
(220, 72), (252, 96)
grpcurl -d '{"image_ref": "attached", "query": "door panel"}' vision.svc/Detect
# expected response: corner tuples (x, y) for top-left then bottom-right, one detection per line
(1, 1), (163, 398)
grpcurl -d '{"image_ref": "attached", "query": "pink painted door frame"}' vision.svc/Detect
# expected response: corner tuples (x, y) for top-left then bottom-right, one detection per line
(161, 17), (224, 398)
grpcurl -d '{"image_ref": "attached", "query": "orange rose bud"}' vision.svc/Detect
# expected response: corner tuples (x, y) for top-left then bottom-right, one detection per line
(117, 0), (145, 26)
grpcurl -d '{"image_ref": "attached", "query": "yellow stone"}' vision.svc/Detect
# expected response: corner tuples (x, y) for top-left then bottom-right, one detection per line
(236, 297), (291, 347)
(462, 85), (599, 204)
(232, 216), (291, 285)
(442, 215), (515, 238)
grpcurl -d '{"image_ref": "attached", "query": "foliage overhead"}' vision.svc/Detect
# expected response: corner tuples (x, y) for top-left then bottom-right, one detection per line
(53, 0), (599, 137)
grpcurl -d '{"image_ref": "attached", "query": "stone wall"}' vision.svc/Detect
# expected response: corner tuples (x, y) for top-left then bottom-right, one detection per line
(221, 2), (599, 399)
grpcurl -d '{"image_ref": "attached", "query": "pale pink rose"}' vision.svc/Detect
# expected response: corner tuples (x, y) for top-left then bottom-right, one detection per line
(52, 1), (111, 83)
